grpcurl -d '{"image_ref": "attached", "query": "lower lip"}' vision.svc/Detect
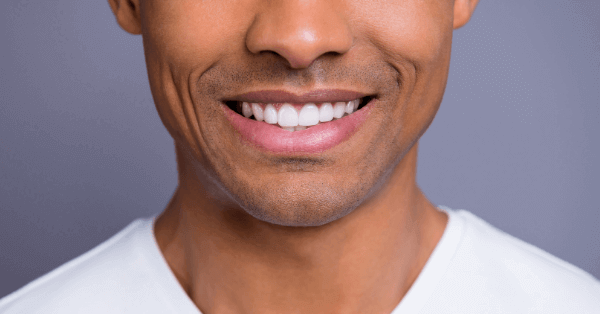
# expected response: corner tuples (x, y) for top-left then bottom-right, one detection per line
(222, 102), (372, 155)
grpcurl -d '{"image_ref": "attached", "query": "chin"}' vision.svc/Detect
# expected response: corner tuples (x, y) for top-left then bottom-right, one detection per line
(237, 182), (362, 227)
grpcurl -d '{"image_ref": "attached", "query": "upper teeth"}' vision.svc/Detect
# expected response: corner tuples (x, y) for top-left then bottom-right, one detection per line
(241, 100), (360, 131)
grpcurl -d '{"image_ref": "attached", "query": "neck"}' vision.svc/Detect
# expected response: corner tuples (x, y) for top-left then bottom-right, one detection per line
(154, 142), (447, 314)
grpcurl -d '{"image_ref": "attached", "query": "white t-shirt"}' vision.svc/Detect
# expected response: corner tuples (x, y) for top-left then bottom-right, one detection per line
(1, 206), (599, 313)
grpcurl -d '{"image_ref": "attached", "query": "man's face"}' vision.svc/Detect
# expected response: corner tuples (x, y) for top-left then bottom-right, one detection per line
(137, 0), (462, 226)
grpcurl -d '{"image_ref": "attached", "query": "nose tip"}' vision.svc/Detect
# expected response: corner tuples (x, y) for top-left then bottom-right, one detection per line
(245, 4), (353, 69)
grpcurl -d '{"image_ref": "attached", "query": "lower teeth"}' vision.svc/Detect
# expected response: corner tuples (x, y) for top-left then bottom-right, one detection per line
(264, 115), (347, 132)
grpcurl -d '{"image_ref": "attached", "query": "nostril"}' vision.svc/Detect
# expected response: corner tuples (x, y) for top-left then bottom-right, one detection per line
(260, 45), (321, 69)
(245, 8), (353, 69)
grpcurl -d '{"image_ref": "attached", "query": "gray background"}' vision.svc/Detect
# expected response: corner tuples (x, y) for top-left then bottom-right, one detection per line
(1, 0), (598, 298)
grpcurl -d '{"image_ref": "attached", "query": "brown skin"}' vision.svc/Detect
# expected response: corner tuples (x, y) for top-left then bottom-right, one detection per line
(108, 0), (478, 313)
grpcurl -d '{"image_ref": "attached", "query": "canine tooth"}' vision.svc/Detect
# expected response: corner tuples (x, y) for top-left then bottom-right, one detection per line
(333, 102), (346, 118)
(278, 103), (299, 127)
(242, 102), (253, 118)
(352, 99), (359, 111)
(264, 104), (278, 124)
(252, 103), (264, 121)
(298, 103), (319, 126)
(319, 103), (334, 122)
(283, 127), (295, 132)
(345, 101), (354, 114)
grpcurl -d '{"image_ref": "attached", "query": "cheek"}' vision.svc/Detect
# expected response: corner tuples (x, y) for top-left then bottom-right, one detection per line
(351, 1), (453, 168)
(354, 0), (453, 68)
(139, 0), (254, 151)
(142, 3), (219, 72)
(140, 0), (255, 75)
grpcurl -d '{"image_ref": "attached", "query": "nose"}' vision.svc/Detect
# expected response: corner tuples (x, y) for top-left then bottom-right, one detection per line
(245, 0), (353, 69)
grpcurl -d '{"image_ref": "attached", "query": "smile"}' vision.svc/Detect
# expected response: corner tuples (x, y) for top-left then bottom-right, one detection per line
(222, 90), (375, 154)
(227, 97), (371, 131)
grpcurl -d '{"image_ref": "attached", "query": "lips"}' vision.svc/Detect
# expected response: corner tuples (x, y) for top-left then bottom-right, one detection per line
(222, 90), (374, 155)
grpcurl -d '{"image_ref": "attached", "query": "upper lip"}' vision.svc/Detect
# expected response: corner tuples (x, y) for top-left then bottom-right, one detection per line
(225, 89), (369, 104)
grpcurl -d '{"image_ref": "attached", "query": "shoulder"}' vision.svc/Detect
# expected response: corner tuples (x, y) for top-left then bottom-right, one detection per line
(0, 218), (163, 314)
(433, 208), (600, 313)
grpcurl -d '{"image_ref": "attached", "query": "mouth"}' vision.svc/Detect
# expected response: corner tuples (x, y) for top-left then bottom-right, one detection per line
(224, 96), (373, 132)
(221, 90), (376, 154)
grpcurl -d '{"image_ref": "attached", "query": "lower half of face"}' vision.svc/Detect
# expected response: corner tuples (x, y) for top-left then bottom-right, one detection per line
(141, 0), (454, 226)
